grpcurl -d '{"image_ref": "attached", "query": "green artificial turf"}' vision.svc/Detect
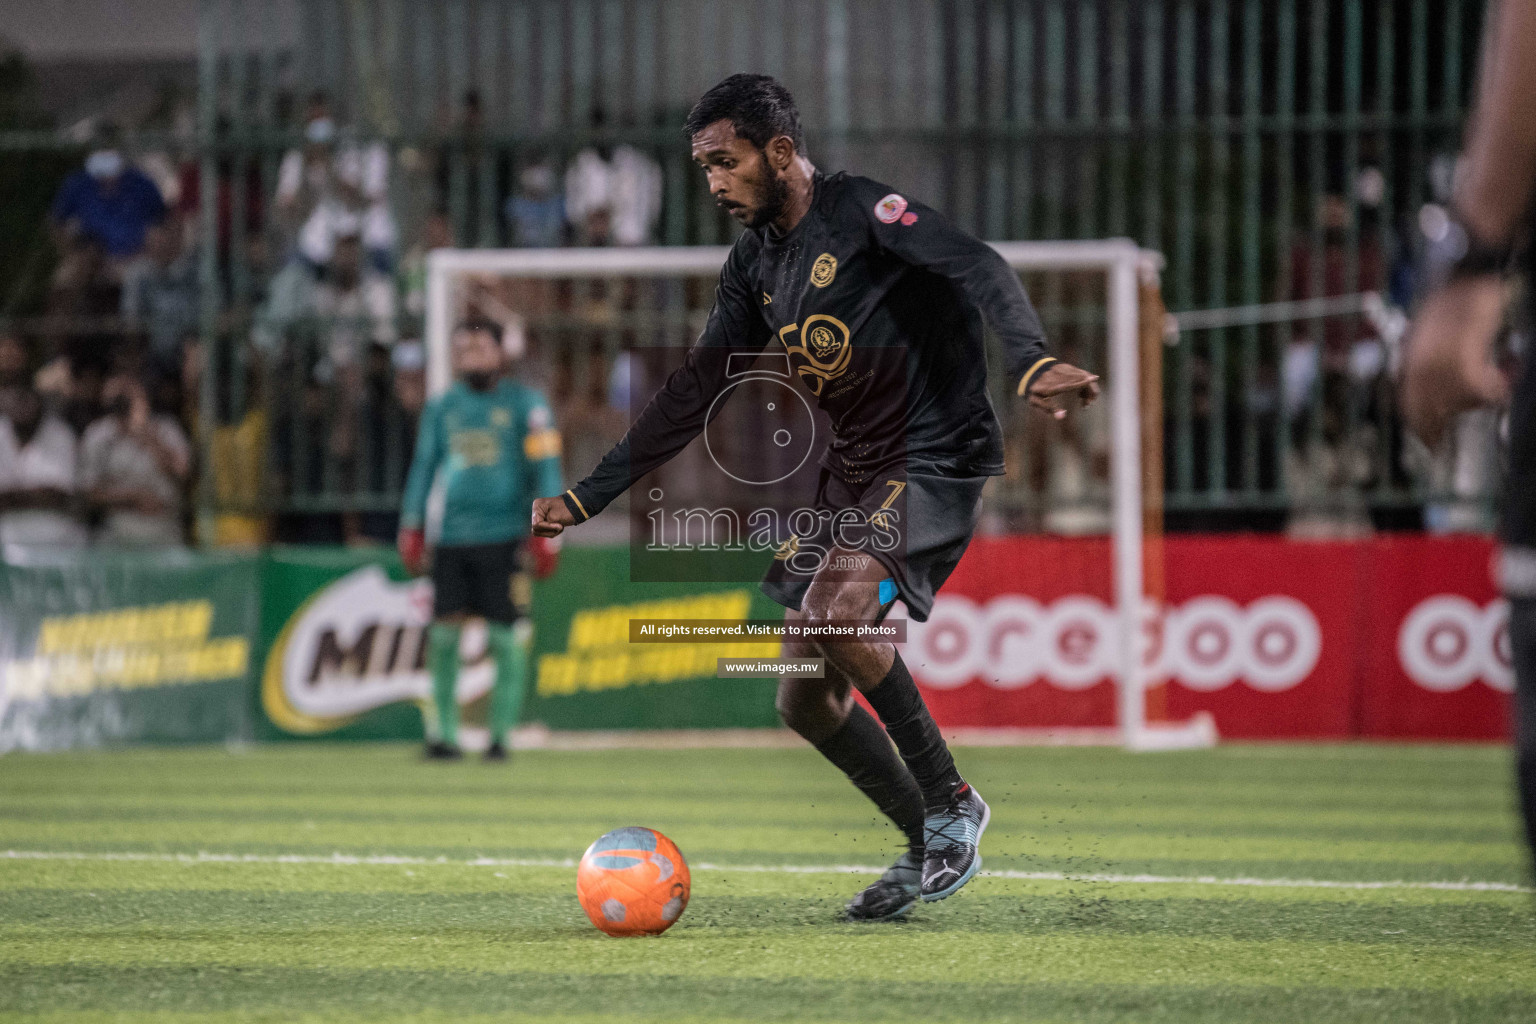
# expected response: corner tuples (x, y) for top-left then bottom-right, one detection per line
(1, 742), (1532, 1022)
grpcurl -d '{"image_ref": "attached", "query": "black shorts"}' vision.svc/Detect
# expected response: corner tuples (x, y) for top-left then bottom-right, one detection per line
(1504, 326), (1536, 597)
(759, 466), (987, 622)
(1505, 331), (1536, 551)
(431, 540), (530, 624)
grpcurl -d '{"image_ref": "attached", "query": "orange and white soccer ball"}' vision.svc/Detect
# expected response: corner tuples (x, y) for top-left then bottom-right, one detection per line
(576, 826), (690, 936)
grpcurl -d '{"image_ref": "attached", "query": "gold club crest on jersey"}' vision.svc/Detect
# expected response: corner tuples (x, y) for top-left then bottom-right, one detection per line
(807, 322), (841, 361)
(778, 313), (853, 396)
(810, 252), (838, 288)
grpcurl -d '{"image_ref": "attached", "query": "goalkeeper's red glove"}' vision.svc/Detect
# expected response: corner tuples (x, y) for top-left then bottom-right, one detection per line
(398, 528), (425, 576)
(529, 534), (560, 579)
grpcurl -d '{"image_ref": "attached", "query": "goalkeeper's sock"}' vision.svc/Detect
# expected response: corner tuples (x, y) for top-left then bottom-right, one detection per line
(812, 702), (926, 851)
(487, 620), (531, 746)
(863, 650), (965, 808)
(427, 622), (462, 747)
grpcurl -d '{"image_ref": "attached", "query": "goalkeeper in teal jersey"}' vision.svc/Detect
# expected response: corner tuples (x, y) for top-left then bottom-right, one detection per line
(398, 318), (564, 761)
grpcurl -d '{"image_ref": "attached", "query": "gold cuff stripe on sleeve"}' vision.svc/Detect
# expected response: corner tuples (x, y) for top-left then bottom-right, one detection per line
(1016, 356), (1059, 396)
(565, 489), (589, 520)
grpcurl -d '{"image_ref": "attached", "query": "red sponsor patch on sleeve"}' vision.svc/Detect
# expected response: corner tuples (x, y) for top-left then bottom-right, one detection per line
(874, 193), (908, 224)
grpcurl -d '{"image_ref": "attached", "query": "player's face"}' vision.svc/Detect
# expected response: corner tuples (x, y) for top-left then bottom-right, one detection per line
(452, 329), (502, 386)
(691, 120), (789, 229)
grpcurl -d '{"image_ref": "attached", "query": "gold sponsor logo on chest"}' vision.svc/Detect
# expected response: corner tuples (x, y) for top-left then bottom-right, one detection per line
(451, 430), (501, 466)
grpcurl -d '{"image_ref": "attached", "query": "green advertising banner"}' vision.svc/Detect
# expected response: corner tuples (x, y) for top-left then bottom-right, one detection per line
(256, 547), (430, 742)
(0, 549), (260, 752)
(526, 546), (784, 731)
(255, 545), (787, 740)
(0, 544), (788, 750)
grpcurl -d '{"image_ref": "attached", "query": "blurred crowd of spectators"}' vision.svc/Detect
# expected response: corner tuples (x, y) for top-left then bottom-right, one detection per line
(1, 89), (664, 554)
(1161, 161), (1507, 536)
(0, 330), (191, 556)
(3, 87), (1491, 549)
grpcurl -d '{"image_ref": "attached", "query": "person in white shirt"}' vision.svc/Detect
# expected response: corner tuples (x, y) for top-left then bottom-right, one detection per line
(79, 373), (191, 547)
(0, 387), (88, 555)
(311, 232), (397, 371)
(275, 97), (396, 270)
(564, 128), (662, 247)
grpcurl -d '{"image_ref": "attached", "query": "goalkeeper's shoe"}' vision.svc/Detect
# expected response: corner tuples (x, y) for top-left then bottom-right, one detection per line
(920, 784), (989, 901)
(423, 741), (463, 761)
(844, 849), (922, 922)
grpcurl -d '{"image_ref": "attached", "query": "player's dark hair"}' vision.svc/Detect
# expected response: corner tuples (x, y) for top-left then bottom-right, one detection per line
(683, 74), (806, 155)
(454, 317), (503, 344)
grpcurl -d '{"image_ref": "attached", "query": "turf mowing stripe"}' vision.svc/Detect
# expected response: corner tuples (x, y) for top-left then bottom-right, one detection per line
(4, 849), (1528, 893)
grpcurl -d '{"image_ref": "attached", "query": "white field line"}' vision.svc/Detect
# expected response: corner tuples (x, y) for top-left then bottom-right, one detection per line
(2, 849), (1528, 894)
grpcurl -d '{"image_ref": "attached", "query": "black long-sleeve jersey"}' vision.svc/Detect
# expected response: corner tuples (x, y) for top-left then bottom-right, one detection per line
(560, 171), (1055, 524)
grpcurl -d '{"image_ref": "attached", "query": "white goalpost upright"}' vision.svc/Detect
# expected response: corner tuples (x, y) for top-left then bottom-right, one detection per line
(426, 241), (1217, 751)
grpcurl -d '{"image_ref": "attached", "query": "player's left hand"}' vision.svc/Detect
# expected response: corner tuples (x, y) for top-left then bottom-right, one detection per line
(529, 534), (561, 579)
(1027, 363), (1101, 420)
(1401, 274), (1511, 448)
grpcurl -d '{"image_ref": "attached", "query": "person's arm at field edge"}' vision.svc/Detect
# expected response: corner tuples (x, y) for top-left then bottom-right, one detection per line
(1402, 0), (1536, 445)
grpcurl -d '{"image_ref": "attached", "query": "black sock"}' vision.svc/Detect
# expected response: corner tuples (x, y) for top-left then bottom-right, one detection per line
(1518, 750), (1536, 867)
(863, 650), (964, 807)
(813, 703), (926, 851)
(1512, 598), (1536, 869)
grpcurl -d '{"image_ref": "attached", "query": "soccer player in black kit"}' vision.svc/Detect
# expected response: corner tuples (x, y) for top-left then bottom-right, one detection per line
(532, 74), (1100, 920)
(1402, 0), (1536, 880)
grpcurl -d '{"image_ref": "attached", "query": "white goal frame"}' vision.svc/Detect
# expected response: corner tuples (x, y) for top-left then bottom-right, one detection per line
(426, 241), (1216, 752)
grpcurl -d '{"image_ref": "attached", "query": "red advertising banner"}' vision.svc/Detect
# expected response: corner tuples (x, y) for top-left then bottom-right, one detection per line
(1357, 535), (1510, 740)
(900, 534), (1509, 741)
(1160, 537), (1361, 739)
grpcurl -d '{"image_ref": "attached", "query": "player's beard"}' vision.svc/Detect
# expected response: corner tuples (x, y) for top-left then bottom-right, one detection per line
(744, 160), (792, 231)
(463, 371), (497, 391)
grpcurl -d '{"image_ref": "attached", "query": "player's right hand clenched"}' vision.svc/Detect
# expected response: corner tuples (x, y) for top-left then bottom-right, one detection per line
(531, 496), (576, 538)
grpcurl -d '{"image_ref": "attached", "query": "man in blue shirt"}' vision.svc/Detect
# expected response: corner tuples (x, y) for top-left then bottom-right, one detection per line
(52, 130), (167, 262)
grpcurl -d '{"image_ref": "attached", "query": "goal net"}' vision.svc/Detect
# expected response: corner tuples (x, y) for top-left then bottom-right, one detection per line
(426, 241), (1215, 751)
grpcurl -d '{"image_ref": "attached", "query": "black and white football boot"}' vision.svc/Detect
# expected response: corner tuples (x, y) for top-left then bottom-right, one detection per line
(844, 848), (923, 922)
(919, 784), (990, 901)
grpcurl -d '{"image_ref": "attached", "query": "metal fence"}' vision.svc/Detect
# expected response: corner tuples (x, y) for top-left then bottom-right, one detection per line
(6, 0), (1491, 537)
